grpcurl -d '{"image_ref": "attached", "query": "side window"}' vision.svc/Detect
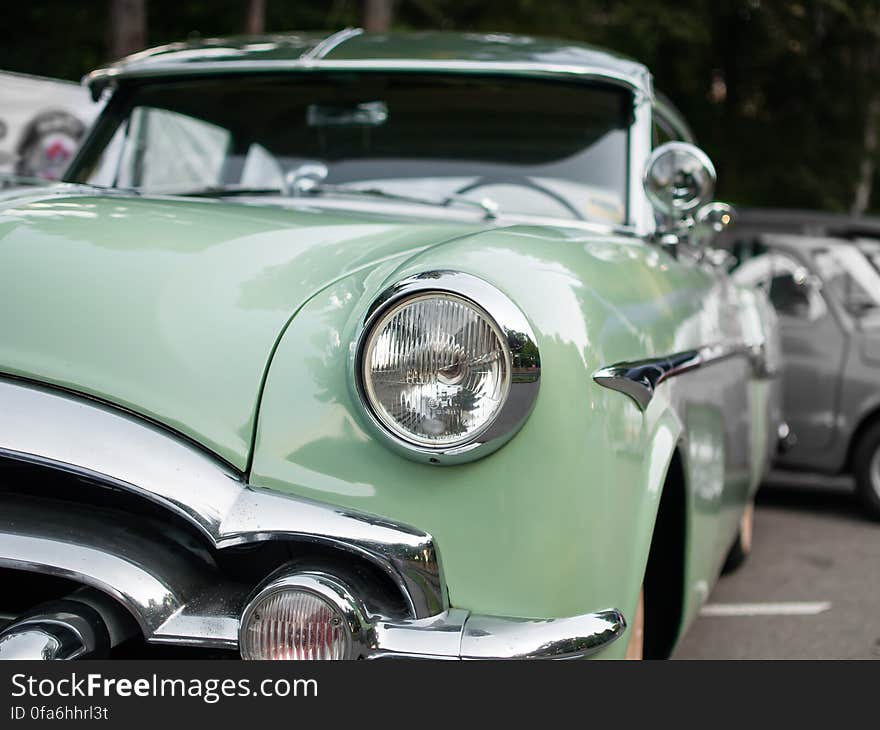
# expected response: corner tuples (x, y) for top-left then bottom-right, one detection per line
(103, 107), (232, 191)
(768, 271), (813, 319)
(811, 247), (880, 316)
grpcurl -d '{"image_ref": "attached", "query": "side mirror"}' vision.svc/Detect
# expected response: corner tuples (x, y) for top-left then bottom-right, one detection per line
(693, 201), (736, 251)
(695, 201), (735, 232)
(644, 142), (717, 220)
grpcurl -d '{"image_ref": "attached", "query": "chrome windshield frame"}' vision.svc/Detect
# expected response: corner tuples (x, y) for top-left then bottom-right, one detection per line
(85, 59), (652, 98)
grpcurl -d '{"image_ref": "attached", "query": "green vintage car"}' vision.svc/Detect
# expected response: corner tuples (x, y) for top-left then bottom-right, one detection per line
(0, 30), (779, 660)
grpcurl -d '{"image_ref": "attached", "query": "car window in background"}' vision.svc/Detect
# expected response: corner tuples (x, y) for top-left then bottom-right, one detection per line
(732, 251), (826, 321)
(854, 239), (880, 275)
(68, 74), (632, 225)
(813, 245), (880, 316)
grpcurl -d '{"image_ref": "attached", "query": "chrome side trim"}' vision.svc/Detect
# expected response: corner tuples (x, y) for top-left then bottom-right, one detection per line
(593, 342), (754, 411)
(0, 377), (446, 619)
(353, 270), (541, 465)
(593, 349), (700, 411)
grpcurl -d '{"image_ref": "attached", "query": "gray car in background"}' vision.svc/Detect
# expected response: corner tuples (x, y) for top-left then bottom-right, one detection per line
(720, 210), (880, 517)
(859, 239), (880, 274)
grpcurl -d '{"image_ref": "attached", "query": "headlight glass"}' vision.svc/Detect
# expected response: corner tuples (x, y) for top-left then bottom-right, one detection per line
(240, 589), (350, 660)
(361, 293), (511, 448)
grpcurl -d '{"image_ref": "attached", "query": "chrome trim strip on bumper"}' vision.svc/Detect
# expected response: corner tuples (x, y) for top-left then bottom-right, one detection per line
(0, 377), (445, 619)
(593, 341), (764, 411)
(368, 608), (625, 660)
(459, 610), (625, 659)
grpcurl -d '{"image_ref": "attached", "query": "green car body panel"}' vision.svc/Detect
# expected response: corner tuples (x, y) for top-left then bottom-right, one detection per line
(0, 190), (482, 469)
(0, 31), (779, 659)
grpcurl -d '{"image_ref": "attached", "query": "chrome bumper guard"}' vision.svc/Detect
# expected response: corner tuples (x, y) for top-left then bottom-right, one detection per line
(0, 377), (625, 660)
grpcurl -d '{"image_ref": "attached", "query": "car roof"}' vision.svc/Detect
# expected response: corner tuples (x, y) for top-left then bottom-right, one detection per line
(85, 28), (653, 99)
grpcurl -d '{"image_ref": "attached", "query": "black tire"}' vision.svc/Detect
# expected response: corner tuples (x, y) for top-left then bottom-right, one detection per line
(722, 503), (753, 574)
(853, 423), (880, 520)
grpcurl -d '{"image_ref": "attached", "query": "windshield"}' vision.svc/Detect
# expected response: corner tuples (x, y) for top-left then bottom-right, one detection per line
(67, 74), (632, 225)
(812, 244), (880, 314)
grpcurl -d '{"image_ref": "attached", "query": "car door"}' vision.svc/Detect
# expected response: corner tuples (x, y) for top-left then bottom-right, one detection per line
(734, 249), (847, 463)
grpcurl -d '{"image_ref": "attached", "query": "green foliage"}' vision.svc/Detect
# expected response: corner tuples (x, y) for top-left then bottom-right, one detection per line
(1, 0), (878, 212)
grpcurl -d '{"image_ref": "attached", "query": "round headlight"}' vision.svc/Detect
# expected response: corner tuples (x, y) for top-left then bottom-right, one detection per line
(239, 573), (367, 660)
(360, 292), (512, 449)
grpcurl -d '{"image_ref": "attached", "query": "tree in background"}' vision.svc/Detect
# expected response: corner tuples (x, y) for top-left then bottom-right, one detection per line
(0, 0), (877, 215)
(850, 4), (880, 215)
(362, 0), (393, 32)
(109, 0), (147, 59)
(245, 0), (266, 34)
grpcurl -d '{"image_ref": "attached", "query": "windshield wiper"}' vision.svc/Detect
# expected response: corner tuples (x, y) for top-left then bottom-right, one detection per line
(170, 185), (285, 198)
(302, 183), (499, 220)
(162, 181), (500, 220)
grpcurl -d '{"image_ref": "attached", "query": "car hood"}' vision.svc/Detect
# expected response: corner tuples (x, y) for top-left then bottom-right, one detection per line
(0, 191), (482, 470)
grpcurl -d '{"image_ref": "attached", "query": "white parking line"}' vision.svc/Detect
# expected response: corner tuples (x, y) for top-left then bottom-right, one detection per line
(700, 601), (832, 617)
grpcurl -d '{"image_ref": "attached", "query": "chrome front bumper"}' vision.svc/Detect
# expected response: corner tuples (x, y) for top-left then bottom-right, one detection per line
(0, 378), (625, 660)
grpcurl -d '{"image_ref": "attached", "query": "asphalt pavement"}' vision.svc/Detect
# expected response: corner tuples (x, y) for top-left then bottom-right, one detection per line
(673, 473), (880, 659)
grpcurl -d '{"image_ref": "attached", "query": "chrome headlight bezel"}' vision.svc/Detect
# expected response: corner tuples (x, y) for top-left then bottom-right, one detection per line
(353, 270), (540, 465)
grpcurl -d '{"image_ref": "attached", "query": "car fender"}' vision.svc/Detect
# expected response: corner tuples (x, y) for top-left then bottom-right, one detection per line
(250, 224), (733, 657)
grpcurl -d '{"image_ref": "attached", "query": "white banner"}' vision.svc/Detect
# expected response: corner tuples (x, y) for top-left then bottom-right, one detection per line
(0, 71), (104, 181)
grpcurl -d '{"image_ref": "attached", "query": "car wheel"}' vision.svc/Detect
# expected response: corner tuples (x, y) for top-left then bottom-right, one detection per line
(625, 588), (644, 660)
(721, 502), (754, 574)
(854, 423), (880, 520)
